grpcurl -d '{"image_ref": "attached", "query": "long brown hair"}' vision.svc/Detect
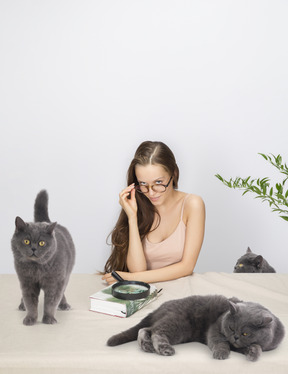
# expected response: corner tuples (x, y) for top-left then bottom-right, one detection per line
(104, 141), (179, 272)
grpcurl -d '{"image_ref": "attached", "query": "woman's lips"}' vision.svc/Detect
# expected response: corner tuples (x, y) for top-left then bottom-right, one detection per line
(149, 196), (160, 203)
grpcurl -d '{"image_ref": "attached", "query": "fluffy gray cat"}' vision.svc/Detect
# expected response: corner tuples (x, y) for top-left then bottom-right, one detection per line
(107, 295), (284, 361)
(11, 190), (75, 325)
(234, 247), (276, 273)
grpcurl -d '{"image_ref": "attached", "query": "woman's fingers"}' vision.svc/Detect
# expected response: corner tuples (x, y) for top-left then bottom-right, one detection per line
(130, 187), (136, 199)
(102, 272), (129, 285)
(119, 184), (135, 204)
(119, 184), (135, 197)
(102, 273), (116, 285)
(119, 184), (137, 217)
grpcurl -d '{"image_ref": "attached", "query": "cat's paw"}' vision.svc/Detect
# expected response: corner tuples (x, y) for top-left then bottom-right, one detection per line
(18, 302), (26, 311)
(140, 340), (155, 353)
(138, 339), (155, 353)
(213, 349), (230, 360)
(138, 328), (155, 353)
(42, 315), (57, 324)
(157, 343), (175, 356)
(246, 344), (262, 362)
(58, 302), (71, 311)
(23, 316), (37, 326)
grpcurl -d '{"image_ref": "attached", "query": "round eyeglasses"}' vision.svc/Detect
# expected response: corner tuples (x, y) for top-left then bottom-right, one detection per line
(135, 176), (173, 194)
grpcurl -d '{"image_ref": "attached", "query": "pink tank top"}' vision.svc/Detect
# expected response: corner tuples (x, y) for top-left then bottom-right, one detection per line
(143, 194), (189, 270)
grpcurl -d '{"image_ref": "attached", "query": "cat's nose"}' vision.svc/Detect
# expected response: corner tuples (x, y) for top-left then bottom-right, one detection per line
(31, 247), (37, 253)
(234, 335), (239, 341)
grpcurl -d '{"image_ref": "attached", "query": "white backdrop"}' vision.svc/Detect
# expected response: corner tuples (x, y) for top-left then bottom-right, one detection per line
(1, 0), (287, 274)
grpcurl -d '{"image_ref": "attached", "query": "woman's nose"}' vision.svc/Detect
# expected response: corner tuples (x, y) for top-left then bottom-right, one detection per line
(147, 187), (156, 196)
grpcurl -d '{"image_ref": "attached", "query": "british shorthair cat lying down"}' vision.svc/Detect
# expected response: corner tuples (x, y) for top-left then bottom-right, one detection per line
(107, 295), (284, 361)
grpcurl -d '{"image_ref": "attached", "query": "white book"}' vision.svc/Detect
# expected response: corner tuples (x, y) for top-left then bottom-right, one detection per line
(90, 284), (158, 318)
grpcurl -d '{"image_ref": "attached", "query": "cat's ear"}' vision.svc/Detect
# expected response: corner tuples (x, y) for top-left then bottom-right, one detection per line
(15, 216), (26, 232)
(247, 247), (252, 253)
(46, 222), (57, 235)
(228, 301), (239, 315)
(254, 315), (273, 327)
(253, 255), (263, 269)
(261, 316), (273, 326)
(229, 297), (242, 304)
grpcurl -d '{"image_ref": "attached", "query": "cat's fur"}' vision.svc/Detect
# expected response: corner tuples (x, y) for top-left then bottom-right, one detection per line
(107, 295), (284, 361)
(11, 190), (75, 325)
(234, 247), (276, 273)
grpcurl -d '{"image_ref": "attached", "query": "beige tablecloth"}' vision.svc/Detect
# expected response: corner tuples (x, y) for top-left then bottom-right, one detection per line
(0, 273), (287, 374)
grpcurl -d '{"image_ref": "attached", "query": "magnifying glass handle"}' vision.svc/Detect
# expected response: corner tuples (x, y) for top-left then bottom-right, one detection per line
(111, 271), (124, 282)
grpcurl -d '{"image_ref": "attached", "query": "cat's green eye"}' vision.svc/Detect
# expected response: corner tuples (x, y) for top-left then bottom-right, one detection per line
(24, 239), (30, 245)
(242, 332), (248, 336)
(39, 241), (46, 247)
(238, 264), (243, 268)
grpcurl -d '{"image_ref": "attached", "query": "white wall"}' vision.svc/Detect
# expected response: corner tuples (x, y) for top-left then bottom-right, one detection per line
(1, 0), (287, 274)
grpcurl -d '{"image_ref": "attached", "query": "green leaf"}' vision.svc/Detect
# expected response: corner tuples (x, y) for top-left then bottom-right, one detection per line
(260, 177), (270, 185)
(258, 153), (268, 160)
(242, 190), (250, 196)
(276, 155), (282, 165)
(215, 174), (223, 181)
(276, 184), (283, 194)
(251, 186), (262, 195)
(270, 187), (273, 196)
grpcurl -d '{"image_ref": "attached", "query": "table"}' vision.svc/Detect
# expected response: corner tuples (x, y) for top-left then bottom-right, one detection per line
(0, 273), (287, 374)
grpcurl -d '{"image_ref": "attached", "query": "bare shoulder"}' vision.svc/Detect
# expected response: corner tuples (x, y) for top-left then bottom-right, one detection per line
(183, 194), (205, 222)
(185, 194), (205, 209)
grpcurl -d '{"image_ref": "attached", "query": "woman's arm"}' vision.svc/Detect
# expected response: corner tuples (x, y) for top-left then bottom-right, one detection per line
(103, 195), (205, 284)
(126, 214), (147, 272)
(119, 185), (147, 272)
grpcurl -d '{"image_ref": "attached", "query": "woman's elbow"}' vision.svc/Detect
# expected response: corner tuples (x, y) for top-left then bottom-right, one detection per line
(183, 268), (194, 277)
(181, 261), (196, 277)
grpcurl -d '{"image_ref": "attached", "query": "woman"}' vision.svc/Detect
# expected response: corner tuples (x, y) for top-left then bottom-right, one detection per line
(102, 141), (205, 284)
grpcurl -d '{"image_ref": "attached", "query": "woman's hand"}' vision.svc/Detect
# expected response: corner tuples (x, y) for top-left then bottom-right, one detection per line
(119, 184), (138, 219)
(102, 271), (131, 285)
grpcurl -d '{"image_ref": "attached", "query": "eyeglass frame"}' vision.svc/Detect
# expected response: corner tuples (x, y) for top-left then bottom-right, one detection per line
(135, 176), (173, 194)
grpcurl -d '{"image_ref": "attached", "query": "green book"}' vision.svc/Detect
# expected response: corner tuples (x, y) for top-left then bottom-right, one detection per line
(89, 284), (158, 318)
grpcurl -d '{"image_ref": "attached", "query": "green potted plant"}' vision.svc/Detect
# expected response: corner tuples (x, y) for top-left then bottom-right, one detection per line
(216, 153), (288, 221)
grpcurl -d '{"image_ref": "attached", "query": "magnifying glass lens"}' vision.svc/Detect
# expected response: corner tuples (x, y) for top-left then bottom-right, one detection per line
(112, 281), (150, 300)
(116, 284), (148, 294)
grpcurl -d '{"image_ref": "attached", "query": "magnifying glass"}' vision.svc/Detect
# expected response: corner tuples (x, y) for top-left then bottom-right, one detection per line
(111, 271), (151, 300)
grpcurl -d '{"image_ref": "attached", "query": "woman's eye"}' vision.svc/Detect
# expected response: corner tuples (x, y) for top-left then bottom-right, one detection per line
(155, 180), (163, 184)
(39, 241), (46, 247)
(140, 182), (148, 186)
(24, 239), (30, 245)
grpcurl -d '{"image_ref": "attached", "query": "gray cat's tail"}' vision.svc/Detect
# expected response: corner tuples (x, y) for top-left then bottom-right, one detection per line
(107, 313), (153, 346)
(34, 190), (51, 223)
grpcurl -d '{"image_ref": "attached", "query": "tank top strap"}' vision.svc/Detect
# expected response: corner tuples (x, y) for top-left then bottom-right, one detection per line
(180, 194), (190, 220)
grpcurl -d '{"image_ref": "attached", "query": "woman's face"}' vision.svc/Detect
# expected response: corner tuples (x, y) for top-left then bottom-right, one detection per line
(135, 164), (173, 205)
